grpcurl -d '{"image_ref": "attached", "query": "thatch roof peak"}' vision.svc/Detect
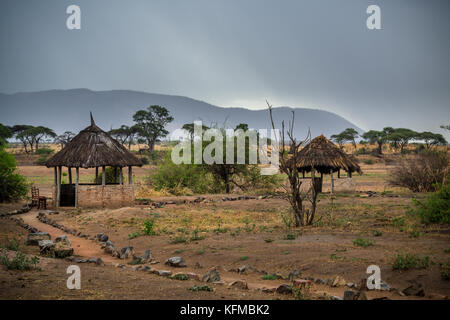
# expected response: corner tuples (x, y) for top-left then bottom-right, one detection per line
(295, 135), (362, 174)
(46, 115), (143, 169)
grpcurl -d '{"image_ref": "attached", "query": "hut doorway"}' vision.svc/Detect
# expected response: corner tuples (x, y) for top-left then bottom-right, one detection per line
(60, 184), (76, 207)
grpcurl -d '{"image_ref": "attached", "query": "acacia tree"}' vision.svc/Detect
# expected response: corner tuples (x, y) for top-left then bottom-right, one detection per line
(54, 131), (75, 149)
(386, 128), (417, 153)
(418, 132), (447, 149)
(133, 105), (174, 151)
(17, 126), (56, 152)
(182, 123), (210, 141)
(109, 125), (140, 149)
(362, 128), (394, 155)
(267, 101), (320, 227)
(330, 133), (345, 149)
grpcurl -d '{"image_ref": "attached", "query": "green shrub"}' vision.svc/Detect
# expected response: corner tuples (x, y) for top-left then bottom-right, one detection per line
(412, 183), (449, 224)
(143, 219), (156, 235)
(363, 159), (374, 165)
(372, 230), (383, 237)
(189, 285), (213, 292)
(262, 274), (278, 280)
(440, 261), (450, 280)
(285, 233), (297, 240)
(35, 154), (49, 166)
(35, 148), (54, 155)
(0, 250), (40, 270)
(150, 155), (214, 194)
(392, 253), (430, 270)
(0, 146), (28, 203)
(353, 238), (373, 248)
(171, 273), (189, 280)
(94, 167), (122, 184)
(391, 216), (406, 228)
(1, 237), (20, 251)
(128, 232), (140, 239)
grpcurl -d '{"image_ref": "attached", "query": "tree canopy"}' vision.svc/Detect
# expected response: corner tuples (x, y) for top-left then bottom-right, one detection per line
(133, 105), (174, 151)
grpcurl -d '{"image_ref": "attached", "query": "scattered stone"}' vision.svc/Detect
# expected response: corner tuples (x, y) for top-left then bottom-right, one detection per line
(344, 290), (356, 300)
(292, 279), (312, 290)
(165, 256), (186, 267)
(88, 257), (105, 266)
(379, 280), (391, 291)
(38, 240), (55, 254)
(139, 249), (152, 262)
(276, 284), (292, 295)
(202, 269), (221, 282)
(187, 272), (200, 281)
(119, 246), (135, 259)
(98, 234), (109, 242)
(194, 262), (202, 269)
(53, 242), (74, 258)
(238, 265), (249, 274)
(114, 263), (125, 268)
(229, 280), (248, 290)
(402, 283), (425, 297)
(158, 270), (172, 277)
(55, 235), (71, 246)
(25, 232), (51, 246)
(142, 266), (152, 272)
(332, 275), (346, 287)
(315, 278), (326, 285)
(331, 296), (343, 300)
(261, 287), (276, 293)
(346, 282), (355, 288)
(104, 241), (115, 254)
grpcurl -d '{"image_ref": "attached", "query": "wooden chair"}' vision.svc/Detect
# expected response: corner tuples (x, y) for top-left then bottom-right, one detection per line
(31, 186), (47, 209)
(31, 187), (39, 207)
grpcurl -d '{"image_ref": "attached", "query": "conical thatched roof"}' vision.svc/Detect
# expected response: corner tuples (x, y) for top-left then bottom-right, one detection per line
(294, 135), (362, 174)
(46, 114), (143, 168)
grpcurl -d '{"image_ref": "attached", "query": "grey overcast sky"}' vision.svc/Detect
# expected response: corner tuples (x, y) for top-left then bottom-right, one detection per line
(0, 0), (449, 135)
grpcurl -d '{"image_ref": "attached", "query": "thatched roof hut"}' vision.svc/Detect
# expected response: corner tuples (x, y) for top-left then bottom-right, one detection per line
(46, 113), (142, 208)
(46, 114), (142, 168)
(295, 135), (362, 175)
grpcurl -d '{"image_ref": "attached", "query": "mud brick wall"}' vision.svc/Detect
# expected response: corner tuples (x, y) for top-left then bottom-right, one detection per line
(77, 185), (134, 208)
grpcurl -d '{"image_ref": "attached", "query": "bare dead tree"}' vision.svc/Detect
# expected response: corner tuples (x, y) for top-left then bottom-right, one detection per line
(267, 100), (319, 226)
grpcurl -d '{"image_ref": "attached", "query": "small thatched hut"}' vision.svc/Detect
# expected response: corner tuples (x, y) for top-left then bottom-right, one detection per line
(294, 135), (362, 193)
(46, 113), (142, 208)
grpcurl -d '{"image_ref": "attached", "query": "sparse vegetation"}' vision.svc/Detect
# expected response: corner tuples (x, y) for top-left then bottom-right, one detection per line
(353, 237), (373, 248)
(0, 250), (40, 270)
(392, 253), (431, 270)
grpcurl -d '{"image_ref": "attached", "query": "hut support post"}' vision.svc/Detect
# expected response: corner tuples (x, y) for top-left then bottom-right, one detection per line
(75, 167), (79, 208)
(330, 169), (334, 194)
(102, 166), (106, 186)
(53, 167), (57, 186)
(348, 171), (352, 178)
(68, 167), (72, 185)
(119, 167), (123, 185)
(57, 166), (62, 207)
(95, 167), (99, 184)
(338, 169), (340, 179)
(128, 166), (133, 185)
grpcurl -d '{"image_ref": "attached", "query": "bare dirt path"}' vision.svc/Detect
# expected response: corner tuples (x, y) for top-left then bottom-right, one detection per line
(18, 210), (117, 264)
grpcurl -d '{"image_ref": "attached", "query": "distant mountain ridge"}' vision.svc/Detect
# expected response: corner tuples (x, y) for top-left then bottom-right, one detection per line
(0, 89), (363, 139)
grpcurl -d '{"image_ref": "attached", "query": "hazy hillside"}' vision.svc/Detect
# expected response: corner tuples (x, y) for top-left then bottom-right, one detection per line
(0, 89), (362, 139)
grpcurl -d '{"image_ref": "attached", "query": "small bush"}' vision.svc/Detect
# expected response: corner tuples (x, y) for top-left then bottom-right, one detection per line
(94, 167), (122, 184)
(262, 274), (278, 280)
(363, 159), (374, 165)
(440, 261), (450, 280)
(0, 250), (40, 270)
(372, 230), (383, 237)
(128, 232), (140, 239)
(35, 148), (54, 155)
(239, 256), (249, 261)
(353, 238), (373, 248)
(389, 150), (449, 192)
(171, 236), (187, 244)
(35, 154), (48, 166)
(285, 233), (297, 240)
(412, 183), (449, 224)
(143, 219), (156, 235)
(189, 285), (213, 292)
(1, 237), (20, 251)
(391, 216), (406, 228)
(392, 253), (430, 270)
(171, 273), (189, 281)
(0, 146), (29, 202)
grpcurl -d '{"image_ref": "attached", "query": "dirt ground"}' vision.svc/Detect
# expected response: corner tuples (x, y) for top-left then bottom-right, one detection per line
(1, 153), (449, 300)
